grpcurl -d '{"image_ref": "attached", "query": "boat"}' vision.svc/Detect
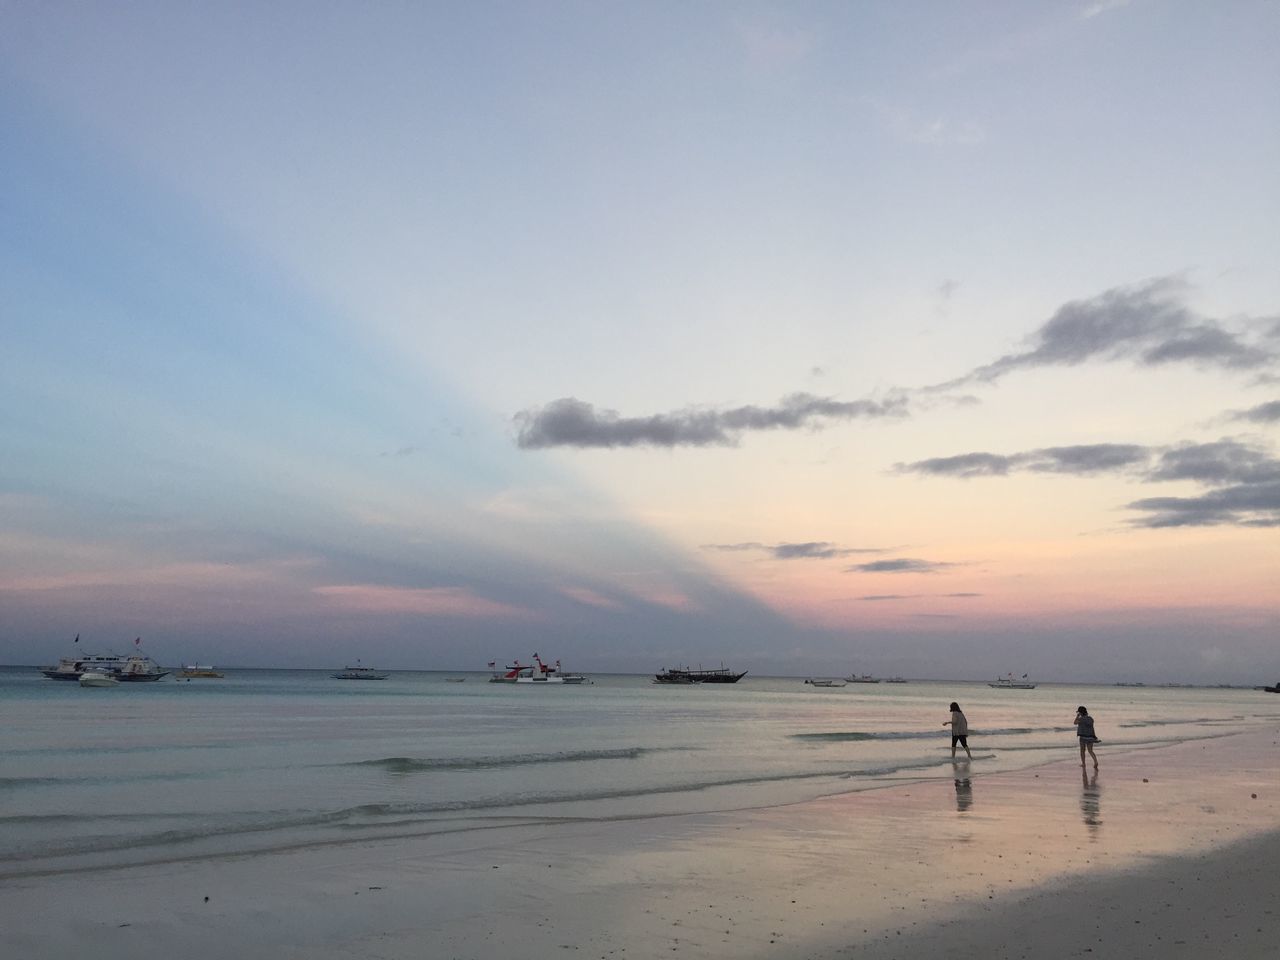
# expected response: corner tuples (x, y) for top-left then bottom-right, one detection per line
(653, 665), (747, 684)
(1263, 681), (1280, 694)
(489, 654), (585, 684)
(42, 651), (168, 682)
(178, 664), (224, 679)
(331, 664), (389, 680)
(805, 678), (847, 688)
(78, 671), (119, 687)
(884, 677), (908, 684)
(845, 673), (881, 683)
(988, 673), (1037, 689)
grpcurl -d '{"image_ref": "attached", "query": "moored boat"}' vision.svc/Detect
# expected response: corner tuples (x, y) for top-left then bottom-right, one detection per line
(42, 651), (168, 682)
(1263, 681), (1280, 694)
(805, 678), (847, 688)
(179, 664), (225, 679)
(989, 673), (1037, 689)
(846, 673), (881, 683)
(332, 665), (389, 680)
(653, 665), (747, 684)
(489, 654), (584, 684)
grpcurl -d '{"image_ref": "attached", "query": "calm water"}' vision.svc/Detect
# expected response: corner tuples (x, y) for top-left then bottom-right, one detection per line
(3, 666), (1277, 878)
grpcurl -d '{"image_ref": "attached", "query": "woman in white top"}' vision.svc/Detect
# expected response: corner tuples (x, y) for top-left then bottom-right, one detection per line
(944, 702), (972, 759)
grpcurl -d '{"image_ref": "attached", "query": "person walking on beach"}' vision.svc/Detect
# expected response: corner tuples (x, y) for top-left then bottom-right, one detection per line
(944, 702), (972, 759)
(1075, 705), (1099, 769)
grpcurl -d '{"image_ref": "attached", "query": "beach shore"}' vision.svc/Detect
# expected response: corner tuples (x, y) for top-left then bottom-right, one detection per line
(4, 725), (1276, 959)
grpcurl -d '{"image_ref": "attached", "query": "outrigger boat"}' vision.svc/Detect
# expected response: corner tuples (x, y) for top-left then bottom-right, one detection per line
(653, 665), (747, 684)
(489, 654), (587, 684)
(332, 664), (389, 680)
(178, 664), (224, 679)
(989, 673), (1037, 689)
(78, 671), (119, 688)
(804, 678), (847, 688)
(845, 673), (881, 683)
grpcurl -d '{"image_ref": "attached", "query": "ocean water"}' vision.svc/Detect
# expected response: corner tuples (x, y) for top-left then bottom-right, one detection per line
(3, 666), (1277, 879)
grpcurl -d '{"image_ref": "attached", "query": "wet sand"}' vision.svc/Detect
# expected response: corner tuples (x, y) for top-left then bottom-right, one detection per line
(3, 725), (1276, 959)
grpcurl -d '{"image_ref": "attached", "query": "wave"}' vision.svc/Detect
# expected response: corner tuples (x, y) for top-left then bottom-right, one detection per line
(791, 726), (1063, 742)
(348, 747), (663, 773)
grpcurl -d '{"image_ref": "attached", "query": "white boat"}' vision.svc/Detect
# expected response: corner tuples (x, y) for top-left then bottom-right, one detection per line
(805, 678), (847, 688)
(331, 665), (389, 680)
(988, 673), (1037, 689)
(845, 673), (881, 683)
(43, 650), (168, 682)
(79, 671), (119, 687)
(489, 654), (585, 684)
(884, 677), (908, 684)
(178, 664), (224, 679)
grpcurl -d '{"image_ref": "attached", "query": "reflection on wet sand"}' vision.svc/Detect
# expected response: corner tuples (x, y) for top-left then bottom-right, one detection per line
(1081, 770), (1102, 835)
(954, 762), (973, 812)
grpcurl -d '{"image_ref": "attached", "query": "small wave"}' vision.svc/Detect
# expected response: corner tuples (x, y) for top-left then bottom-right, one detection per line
(349, 747), (657, 773)
(791, 726), (1058, 743)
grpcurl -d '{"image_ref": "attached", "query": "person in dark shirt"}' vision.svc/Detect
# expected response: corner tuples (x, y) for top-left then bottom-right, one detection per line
(1075, 705), (1099, 769)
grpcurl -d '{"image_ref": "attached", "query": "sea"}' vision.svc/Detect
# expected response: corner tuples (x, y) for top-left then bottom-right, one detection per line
(3, 666), (1277, 880)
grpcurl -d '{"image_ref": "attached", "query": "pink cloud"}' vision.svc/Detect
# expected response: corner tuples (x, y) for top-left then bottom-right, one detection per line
(559, 586), (624, 610)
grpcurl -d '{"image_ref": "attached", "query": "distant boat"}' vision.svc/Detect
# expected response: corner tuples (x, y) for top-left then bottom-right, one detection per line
(332, 665), (389, 680)
(653, 665), (747, 684)
(805, 678), (847, 688)
(1263, 681), (1280, 694)
(989, 673), (1036, 689)
(489, 654), (587, 684)
(178, 664), (224, 679)
(884, 677), (908, 684)
(1114, 681), (1146, 687)
(78, 671), (119, 688)
(43, 651), (168, 682)
(845, 673), (881, 683)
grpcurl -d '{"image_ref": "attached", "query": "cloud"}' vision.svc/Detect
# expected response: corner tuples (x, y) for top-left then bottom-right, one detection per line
(515, 393), (906, 449)
(733, 14), (815, 68)
(1228, 400), (1280, 424)
(897, 444), (1149, 478)
(934, 276), (1275, 390)
(858, 591), (982, 601)
(864, 97), (984, 145)
(901, 436), (1280, 528)
(559, 586), (624, 610)
(313, 584), (535, 619)
(1081, 0), (1132, 19)
(847, 558), (954, 574)
(704, 541), (884, 560)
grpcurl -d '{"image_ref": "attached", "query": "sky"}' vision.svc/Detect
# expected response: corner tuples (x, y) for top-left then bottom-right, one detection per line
(1, 1), (1277, 681)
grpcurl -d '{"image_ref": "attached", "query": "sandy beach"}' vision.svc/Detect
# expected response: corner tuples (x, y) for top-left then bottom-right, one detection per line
(4, 723), (1276, 959)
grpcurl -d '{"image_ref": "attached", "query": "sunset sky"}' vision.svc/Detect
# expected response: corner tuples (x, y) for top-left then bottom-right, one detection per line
(2, 2), (1277, 681)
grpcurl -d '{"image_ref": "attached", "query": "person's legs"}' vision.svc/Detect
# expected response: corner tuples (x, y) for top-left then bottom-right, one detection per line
(951, 735), (957, 759)
(1086, 742), (1098, 768)
(962, 736), (972, 759)
(1079, 740), (1086, 766)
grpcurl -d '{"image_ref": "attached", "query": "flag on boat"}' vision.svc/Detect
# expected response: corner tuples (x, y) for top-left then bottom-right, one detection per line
(73, 634), (79, 643)
(135, 637), (141, 646)
(487, 661), (496, 667)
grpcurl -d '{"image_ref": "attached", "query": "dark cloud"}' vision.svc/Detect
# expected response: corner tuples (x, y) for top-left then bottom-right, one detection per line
(848, 558), (954, 574)
(897, 444), (1149, 478)
(704, 541), (884, 559)
(902, 436), (1280, 528)
(1228, 400), (1280, 424)
(1126, 480), (1280, 528)
(515, 393), (907, 449)
(858, 591), (981, 601)
(935, 276), (1275, 390)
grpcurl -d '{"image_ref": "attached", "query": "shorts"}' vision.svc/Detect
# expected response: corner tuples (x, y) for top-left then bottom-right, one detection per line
(951, 734), (968, 748)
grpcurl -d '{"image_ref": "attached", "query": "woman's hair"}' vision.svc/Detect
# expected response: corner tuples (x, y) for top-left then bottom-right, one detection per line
(1077, 705), (1088, 714)
(949, 702), (960, 712)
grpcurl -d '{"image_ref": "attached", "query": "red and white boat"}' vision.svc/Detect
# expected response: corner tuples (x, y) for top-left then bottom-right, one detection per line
(488, 654), (587, 684)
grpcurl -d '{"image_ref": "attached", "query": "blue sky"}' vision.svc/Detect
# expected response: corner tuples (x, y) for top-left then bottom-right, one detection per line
(2, 1), (1277, 680)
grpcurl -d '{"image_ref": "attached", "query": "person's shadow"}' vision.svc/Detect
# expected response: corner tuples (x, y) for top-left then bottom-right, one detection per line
(954, 762), (973, 812)
(1080, 769), (1102, 835)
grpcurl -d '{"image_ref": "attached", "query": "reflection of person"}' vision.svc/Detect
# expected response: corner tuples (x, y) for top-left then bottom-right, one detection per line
(1080, 769), (1101, 832)
(954, 775), (973, 812)
(944, 702), (972, 759)
(1075, 705), (1099, 769)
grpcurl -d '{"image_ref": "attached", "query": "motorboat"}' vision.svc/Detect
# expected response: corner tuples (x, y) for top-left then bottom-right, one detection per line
(78, 671), (119, 687)
(42, 651), (168, 682)
(845, 673), (881, 683)
(178, 664), (224, 679)
(805, 678), (847, 688)
(653, 665), (747, 684)
(988, 673), (1037, 689)
(332, 665), (389, 680)
(489, 654), (585, 684)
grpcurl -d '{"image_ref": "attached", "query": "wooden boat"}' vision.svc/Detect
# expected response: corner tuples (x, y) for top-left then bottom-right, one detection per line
(653, 665), (747, 684)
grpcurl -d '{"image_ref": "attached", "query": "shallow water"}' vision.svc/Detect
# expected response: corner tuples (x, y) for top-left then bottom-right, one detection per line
(3, 666), (1276, 877)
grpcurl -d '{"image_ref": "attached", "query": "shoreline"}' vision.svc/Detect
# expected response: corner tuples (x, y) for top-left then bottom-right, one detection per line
(3, 725), (1276, 959)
